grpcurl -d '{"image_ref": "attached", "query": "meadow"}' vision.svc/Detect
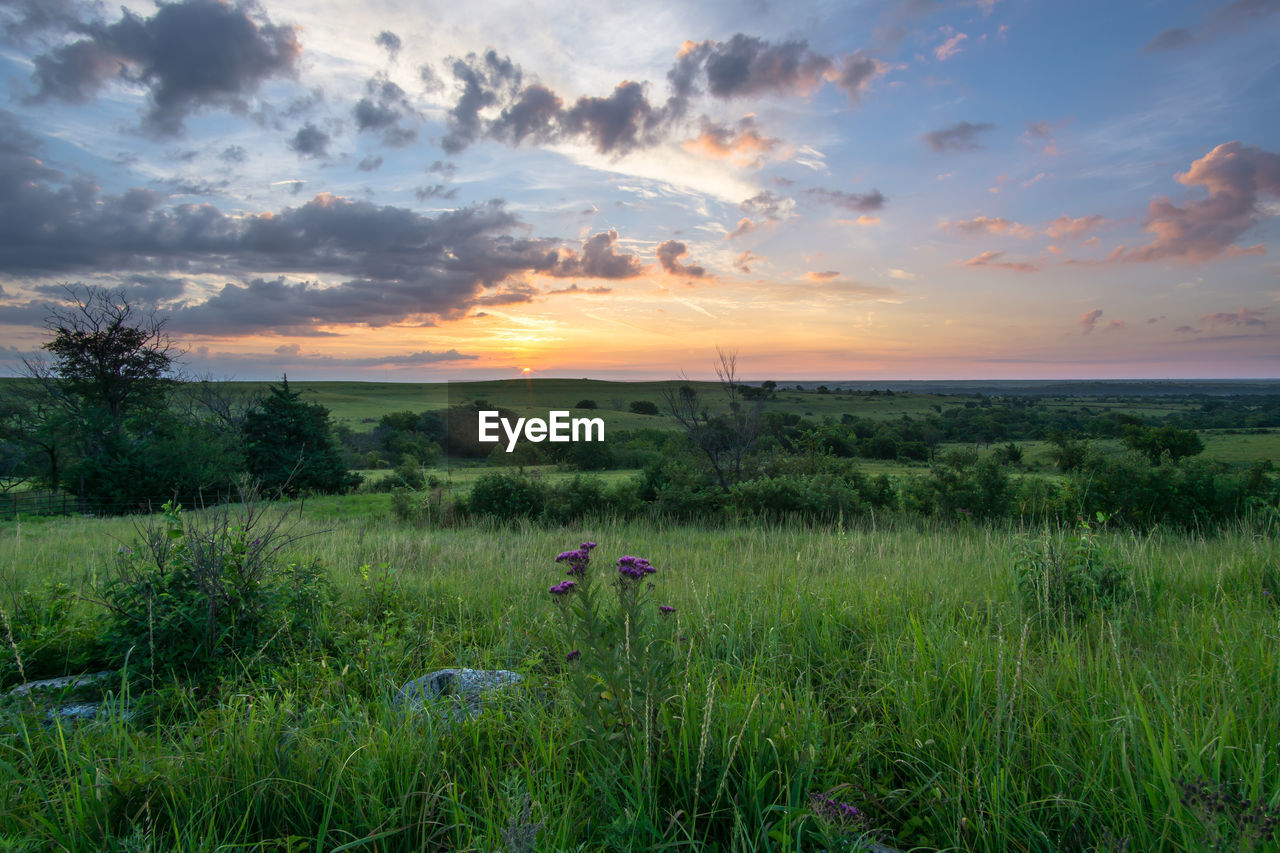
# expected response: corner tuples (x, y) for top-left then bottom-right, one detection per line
(2, 500), (1278, 851)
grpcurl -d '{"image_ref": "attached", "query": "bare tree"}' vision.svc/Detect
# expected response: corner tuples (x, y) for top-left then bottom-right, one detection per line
(661, 349), (766, 491)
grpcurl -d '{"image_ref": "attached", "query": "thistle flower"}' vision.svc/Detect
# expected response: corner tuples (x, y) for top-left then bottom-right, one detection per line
(616, 555), (655, 580)
(549, 580), (577, 596)
(566, 649), (581, 662)
(659, 605), (675, 615)
(555, 541), (597, 576)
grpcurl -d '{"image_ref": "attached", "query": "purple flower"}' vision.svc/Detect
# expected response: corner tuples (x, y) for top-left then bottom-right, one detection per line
(659, 605), (675, 615)
(549, 580), (577, 596)
(616, 555), (655, 580)
(809, 792), (865, 828)
(555, 542), (596, 576)
(566, 649), (581, 662)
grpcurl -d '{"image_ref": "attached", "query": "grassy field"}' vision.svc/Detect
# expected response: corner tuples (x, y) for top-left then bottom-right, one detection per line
(2, 501), (1278, 851)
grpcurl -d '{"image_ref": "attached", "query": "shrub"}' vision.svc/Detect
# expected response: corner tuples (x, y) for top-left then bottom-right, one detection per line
(98, 500), (330, 682)
(575, 399), (598, 409)
(1014, 516), (1132, 622)
(1, 582), (109, 685)
(629, 400), (660, 416)
(465, 471), (547, 520)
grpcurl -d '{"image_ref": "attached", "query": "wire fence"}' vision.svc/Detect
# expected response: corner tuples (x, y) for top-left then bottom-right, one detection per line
(0, 490), (242, 521)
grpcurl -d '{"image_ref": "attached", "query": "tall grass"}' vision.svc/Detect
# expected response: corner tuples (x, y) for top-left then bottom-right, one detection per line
(1, 506), (1277, 850)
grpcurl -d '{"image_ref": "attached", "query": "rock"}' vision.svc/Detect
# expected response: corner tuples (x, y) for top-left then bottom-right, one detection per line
(6, 671), (115, 698)
(395, 668), (523, 722)
(4, 671), (133, 726)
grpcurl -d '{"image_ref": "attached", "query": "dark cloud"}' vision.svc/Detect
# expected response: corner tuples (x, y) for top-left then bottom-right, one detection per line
(1079, 308), (1103, 334)
(353, 73), (418, 146)
(428, 160), (456, 177)
(732, 250), (760, 272)
(656, 240), (707, 278)
(548, 230), (644, 279)
(697, 34), (833, 98)
(921, 120), (995, 152)
(562, 81), (665, 155)
(219, 144), (248, 163)
(356, 154), (383, 171)
(439, 35), (885, 157)
(26, 0), (300, 136)
(805, 187), (886, 212)
(288, 123), (330, 158)
(374, 30), (401, 58)
(1109, 141), (1279, 264)
(415, 184), (458, 201)
(0, 121), (637, 335)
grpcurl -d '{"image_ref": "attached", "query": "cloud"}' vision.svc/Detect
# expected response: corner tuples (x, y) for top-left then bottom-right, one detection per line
(1109, 141), (1280, 264)
(964, 250), (1037, 272)
(374, 30), (401, 58)
(733, 250), (761, 273)
(740, 190), (795, 221)
(805, 270), (840, 281)
(548, 230), (644, 279)
(25, 0), (300, 136)
(1201, 307), (1268, 326)
(1045, 214), (1107, 239)
(888, 268), (916, 280)
(415, 184), (458, 201)
(219, 144), (247, 163)
(934, 31), (968, 61)
(681, 117), (780, 167)
(805, 187), (886, 212)
(943, 216), (1033, 238)
(921, 120), (995, 152)
(544, 283), (612, 295)
(725, 217), (759, 240)
(356, 154), (383, 172)
(1175, 325), (1199, 334)
(288, 123), (330, 158)
(438, 35), (886, 157)
(353, 73), (418, 147)
(1079, 308), (1103, 334)
(0, 123), (645, 335)
(656, 240), (707, 278)
(1144, 0), (1279, 52)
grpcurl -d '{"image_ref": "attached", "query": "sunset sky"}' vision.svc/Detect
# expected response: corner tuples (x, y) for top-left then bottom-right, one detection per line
(0, 0), (1277, 380)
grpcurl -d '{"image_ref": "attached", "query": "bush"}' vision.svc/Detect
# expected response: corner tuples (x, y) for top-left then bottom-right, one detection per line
(575, 399), (598, 409)
(1015, 517), (1132, 623)
(98, 500), (330, 682)
(629, 400), (660, 416)
(465, 472), (547, 520)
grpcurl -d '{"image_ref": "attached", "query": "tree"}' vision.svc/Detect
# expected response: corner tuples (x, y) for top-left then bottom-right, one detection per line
(661, 349), (765, 491)
(6, 285), (241, 507)
(1122, 425), (1204, 465)
(243, 376), (359, 496)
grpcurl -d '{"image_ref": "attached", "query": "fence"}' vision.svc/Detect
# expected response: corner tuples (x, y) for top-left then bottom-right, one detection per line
(0, 491), (239, 521)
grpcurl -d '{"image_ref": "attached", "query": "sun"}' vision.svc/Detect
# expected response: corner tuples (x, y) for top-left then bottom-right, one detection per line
(521, 367), (532, 374)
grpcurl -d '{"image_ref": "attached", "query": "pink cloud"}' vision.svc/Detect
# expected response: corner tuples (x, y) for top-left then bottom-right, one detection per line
(964, 250), (1038, 272)
(1111, 141), (1280, 264)
(943, 216), (1035, 238)
(1079, 308), (1103, 333)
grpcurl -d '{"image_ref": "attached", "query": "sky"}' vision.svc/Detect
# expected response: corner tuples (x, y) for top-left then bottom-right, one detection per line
(0, 0), (1277, 381)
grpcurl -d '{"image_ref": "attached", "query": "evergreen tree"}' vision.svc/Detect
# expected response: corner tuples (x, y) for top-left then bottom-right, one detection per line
(243, 376), (358, 496)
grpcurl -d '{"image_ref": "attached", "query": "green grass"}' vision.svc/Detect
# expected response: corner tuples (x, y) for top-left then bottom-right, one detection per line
(2, 501), (1278, 850)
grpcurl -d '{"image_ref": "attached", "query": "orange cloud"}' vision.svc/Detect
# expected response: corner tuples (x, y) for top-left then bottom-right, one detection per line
(964, 250), (1038, 272)
(682, 117), (781, 167)
(1046, 214), (1107, 239)
(943, 216), (1034, 238)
